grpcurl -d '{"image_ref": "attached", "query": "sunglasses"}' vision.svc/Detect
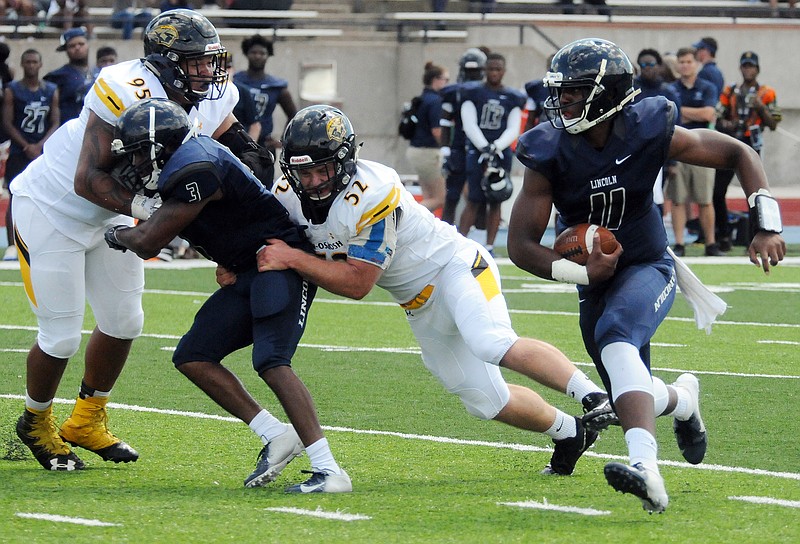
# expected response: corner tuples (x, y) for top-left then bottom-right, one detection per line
(639, 61), (658, 68)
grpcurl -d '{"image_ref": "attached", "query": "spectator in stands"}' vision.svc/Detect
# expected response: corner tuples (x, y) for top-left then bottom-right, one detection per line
(47, 0), (90, 32)
(661, 51), (679, 84)
(468, 0), (495, 14)
(2, 49), (60, 262)
(667, 46), (724, 257)
(2, 0), (47, 20)
(111, 0), (155, 40)
(91, 46), (118, 83)
(459, 52), (526, 256)
(633, 48), (681, 217)
(713, 51), (782, 251)
(234, 34), (297, 163)
(44, 27), (93, 124)
(0, 42), (13, 144)
(432, 0), (447, 12)
(768, 0), (797, 17)
(160, 0), (191, 12)
(559, 0), (610, 16)
(693, 37), (724, 97)
(406, 61), (448, 214)
(219, 0), (293, 9)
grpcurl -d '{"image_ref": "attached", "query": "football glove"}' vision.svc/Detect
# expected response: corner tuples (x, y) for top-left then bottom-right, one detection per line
(478, 143), (497, 165)
(104, 225), (129, 252)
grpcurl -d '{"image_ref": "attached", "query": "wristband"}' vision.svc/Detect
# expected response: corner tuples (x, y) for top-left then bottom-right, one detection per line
(749, 193), (783, 234)
(551, 259), (590, 285)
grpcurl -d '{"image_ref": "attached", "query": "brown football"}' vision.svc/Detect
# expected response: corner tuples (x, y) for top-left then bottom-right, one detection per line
(553, 224), (619, 265)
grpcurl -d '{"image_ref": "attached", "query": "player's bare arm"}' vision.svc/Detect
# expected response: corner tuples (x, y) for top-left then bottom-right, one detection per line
(258, 239), (383, 300)
(110, 190), (219, 260)
(75, 111), (137, 215)
(670, 126), (786, 272)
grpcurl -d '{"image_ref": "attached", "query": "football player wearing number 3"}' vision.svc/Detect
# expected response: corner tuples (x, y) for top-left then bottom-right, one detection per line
(508, 38), (786, 513)
(11, 10), (274, 472)
(253, 104), (616, 480)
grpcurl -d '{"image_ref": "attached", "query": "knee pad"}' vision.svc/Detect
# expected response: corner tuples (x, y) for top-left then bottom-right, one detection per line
(652, 376), (669, 416)
(38, 332), (81, 360)
(601, 342), (654, 402)
(456, 387), (508, 420)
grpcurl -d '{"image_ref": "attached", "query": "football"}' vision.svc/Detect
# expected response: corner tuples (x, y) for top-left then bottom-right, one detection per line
(553, 224), (618, 265)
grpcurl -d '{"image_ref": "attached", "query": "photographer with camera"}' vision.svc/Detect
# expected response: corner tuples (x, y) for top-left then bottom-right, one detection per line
(714, 51), (782, 251)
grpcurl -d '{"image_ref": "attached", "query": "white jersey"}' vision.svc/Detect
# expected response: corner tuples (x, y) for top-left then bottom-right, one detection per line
(10, 59), (238, 243)
(273, 159), (469, 305)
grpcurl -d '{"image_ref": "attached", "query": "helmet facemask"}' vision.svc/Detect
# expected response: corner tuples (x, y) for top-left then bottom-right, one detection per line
(144, 50), (228, 105)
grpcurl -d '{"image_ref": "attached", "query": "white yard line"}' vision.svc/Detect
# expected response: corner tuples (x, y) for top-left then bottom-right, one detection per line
(265, 507), (371, 521)
(729, 496), (800, 509)
(498, 500), (611, 516)
(15, 512), (121, 526)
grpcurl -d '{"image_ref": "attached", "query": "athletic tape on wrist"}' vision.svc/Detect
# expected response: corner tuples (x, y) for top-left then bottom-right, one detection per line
(551, 259), (590, 285)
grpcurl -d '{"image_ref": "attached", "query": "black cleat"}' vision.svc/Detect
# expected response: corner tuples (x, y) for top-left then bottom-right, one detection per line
(16, 408), (85, 471)
(542, 416), (597, 475)
(672, 373), (707, 464)
(604, 462), (669, 513)
(581, 392), (619, 432)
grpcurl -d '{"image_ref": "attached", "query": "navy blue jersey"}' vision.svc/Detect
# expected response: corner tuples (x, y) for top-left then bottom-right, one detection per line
(7, 80), (58, 153)
(232, 81), (259, 128)
(460, 83), (526, 144)
(670, 77), (717, 129)
(524, 78), (549, 124)
(158, 136), (308, 271)
(43, 64), (92, 123)
(633, 76), (681, 109)
(698, 61), (724, 97)
(410, 87), (443, 148)
(232, 71), (287, 142)
(516, 97), (676, 267)
(440, 80), (483, 149)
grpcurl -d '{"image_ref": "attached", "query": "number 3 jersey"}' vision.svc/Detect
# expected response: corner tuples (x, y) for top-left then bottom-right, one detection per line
(10, 59), (238, 243)
(516, 96), (675, 267)
(272, 159), (465, 305)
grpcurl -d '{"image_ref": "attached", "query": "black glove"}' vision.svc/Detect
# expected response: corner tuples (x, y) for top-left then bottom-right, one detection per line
(104, 225), (128, 252)
(240, 146), (276, 187)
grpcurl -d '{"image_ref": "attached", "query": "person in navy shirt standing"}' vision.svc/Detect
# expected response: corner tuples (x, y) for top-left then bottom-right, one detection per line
(508, 38), (785, 513)
(459, 52), (525, 255)
(1, 49), (60, 262)
(406, 61), (449, 213)
(44, 27), (93, 124)
(233, 34), (297, 161)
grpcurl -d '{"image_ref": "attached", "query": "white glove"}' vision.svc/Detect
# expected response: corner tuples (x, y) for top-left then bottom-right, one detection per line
(131, 193), (162, 220)
(440, 146), (451, 159)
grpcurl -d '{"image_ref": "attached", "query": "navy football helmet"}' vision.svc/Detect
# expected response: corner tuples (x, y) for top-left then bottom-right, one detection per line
(280, 105), (359, 221)
(542, 38), (639, 134)
(111, 98), (194, 192)
(142, 9), (228, 104)
(480, 156), (513, 203)
(458, 48), (487, 83)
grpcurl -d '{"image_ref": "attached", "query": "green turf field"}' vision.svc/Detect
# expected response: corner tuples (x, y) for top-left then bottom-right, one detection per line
(1, 258), (798, 543)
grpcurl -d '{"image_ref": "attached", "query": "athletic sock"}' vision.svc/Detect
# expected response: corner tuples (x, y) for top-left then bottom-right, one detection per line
(544, 410), (577, 440)
(248, 409), (289, 445)
(305, 437), (342, 475)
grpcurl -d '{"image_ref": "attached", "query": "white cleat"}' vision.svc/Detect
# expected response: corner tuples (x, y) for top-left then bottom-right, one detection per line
(672, 373), (707, 464)
(604, 462), (669, 513)
(244, 425), (304, 488)
(285, 469), (353, 494)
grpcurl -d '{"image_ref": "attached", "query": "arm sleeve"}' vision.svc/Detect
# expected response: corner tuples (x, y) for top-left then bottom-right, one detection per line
(493, 107), (522, 151)
(461, 100), (489, 149)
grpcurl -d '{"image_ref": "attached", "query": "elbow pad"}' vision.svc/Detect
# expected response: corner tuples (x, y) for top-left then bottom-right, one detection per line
(217, 122), (275, 186)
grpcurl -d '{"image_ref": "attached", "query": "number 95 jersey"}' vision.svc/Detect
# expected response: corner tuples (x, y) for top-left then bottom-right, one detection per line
(272, 159), (464, 305)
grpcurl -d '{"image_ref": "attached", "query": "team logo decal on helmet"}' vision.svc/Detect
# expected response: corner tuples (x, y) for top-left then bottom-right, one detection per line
(326, 117), (346, 142)
(149, 25), (178, 47)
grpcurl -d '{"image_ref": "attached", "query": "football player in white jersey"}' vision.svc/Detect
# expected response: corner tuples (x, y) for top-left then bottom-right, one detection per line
(11, 10), (275, 472)
(250, 105), (615, 477)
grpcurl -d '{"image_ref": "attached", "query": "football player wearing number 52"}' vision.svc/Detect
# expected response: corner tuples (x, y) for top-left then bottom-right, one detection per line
(251, 104), (616, 479)
(508, 38), (786, 513)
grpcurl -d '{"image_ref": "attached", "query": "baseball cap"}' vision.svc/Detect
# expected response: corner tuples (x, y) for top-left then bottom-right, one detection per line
(56, 27), (88, 52)
(740, 51), (759, 67)
(692, 38), (717, 56)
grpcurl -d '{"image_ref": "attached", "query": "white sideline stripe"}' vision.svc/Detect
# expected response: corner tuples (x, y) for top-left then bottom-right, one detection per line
(265, 507), (371, 521)
(15, 512), (121, 526)
(728, 496), (800, 509)
(1, 394), (798, 482)
(498, 500), (611, 516)
(1, 324), (798, 380)
(757, 340), (800, 346)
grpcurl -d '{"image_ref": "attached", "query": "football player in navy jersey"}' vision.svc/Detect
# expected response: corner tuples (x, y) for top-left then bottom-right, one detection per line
(103, 99), (351, 494)
(459, 52), (526, 255)
(439, 48), (487, 225)
(508, 38), (785, 513)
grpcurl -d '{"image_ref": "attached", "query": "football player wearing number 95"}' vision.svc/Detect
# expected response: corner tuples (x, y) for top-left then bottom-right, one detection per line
(508, 38), (786, 513)
(11, 9), (274, 472)
(252, 104), (616, 478)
